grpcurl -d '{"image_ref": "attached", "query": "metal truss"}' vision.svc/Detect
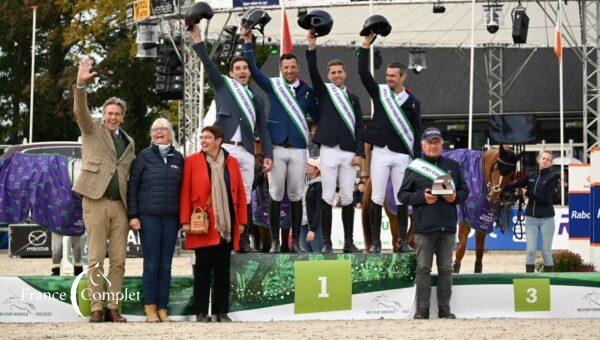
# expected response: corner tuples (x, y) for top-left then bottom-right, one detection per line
(485, 44), (505, 117)
(581, 0), (599, 161)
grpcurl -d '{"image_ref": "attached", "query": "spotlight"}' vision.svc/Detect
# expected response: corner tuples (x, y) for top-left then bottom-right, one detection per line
(484, 4), (502, 34)
(408, 50), (426, 74)
(433, 1), (446, 14)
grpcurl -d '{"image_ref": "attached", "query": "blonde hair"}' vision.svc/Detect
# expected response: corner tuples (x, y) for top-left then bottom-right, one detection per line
(151, 117), (179, 148)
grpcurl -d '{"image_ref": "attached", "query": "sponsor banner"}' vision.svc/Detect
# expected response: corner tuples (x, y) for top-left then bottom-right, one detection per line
(329, 207), (569, 251)
(233, 0), (279, 7)
(592, 185), (600, 245)
(2, 272), (599, 322)
(569, 193), (591, 239)
(8, 224), (51, 257)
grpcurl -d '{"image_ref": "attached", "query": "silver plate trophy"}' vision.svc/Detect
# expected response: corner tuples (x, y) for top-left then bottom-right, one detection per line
(431, 171), (454, 196)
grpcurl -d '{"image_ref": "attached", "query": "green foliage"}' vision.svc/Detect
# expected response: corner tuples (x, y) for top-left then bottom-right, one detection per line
(550, 251), (597, 273)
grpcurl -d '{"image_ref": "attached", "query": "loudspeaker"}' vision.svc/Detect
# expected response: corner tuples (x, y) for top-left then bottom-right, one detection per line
(512, 9), (529, 44)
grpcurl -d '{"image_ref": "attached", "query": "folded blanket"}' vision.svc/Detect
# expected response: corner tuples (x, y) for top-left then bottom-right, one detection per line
(0, 153), (84, 236)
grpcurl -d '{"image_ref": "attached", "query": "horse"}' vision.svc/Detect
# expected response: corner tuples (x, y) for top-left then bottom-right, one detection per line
(361, 146), (519, 273)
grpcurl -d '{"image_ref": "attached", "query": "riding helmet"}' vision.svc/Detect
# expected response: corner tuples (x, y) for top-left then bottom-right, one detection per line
(359, 15), (391, 37)
(184, 2), (214, 31)
(298, 9), (333, 37)
(241, 8), (271, 34)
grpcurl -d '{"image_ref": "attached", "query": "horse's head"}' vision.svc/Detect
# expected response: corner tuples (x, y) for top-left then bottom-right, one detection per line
(486, 145), (520, 205)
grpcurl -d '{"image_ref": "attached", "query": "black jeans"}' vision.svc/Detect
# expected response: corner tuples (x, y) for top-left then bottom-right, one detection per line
(193, 239), (232, 315)
(414, 230), (455, 314)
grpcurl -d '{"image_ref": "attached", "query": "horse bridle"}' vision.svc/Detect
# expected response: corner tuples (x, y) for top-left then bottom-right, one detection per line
(486, 156), (517, 204)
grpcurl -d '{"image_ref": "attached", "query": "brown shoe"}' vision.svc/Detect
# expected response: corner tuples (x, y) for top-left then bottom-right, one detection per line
(89, 310), (104, 323)
(157, 309), (171, 322)
(144, 304), (160, 323)
(105, 309), (127, 323)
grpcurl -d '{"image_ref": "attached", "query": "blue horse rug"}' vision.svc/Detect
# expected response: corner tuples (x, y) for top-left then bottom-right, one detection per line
(0, 153), (84, 236)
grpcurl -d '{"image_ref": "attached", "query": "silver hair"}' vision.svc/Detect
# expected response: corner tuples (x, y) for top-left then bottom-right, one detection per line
(102, 97), (127, 116)
(538, 150), (554, 160)
(151, 117), (179, 148)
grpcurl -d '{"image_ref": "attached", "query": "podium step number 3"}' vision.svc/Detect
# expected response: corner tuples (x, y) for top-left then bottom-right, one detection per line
(513, 278), (551, 312)
(294, 259), (352, 314)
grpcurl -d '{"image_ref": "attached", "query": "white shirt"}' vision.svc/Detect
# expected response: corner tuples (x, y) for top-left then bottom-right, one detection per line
(288, 79), (300, 90)
(395, 88), (409, 107)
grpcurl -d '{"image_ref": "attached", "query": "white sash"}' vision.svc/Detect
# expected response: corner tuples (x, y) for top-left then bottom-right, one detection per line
(269, 77), (309, 145)
(325, 83), (355, 138)
(378, 85), (415, 156)
(222, 76), (256, 131)
(408, 158), (456, 187)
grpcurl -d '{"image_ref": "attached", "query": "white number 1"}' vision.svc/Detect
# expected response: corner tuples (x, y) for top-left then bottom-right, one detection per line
(318, 276), (329, 298)
(526, 288), (538, 303)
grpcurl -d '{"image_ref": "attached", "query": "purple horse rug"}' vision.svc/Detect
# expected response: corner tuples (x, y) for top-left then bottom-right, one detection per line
(0, 153), (84, 236)
(444, 149), (496, 234)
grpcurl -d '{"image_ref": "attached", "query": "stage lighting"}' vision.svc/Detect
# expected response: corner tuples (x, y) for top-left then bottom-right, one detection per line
(135, 22), (160, 59)
(484, 4), (502, 34)
(433, 1), (446, 14)
(408, 50), (426, 74)
(512, 6), (529, 44)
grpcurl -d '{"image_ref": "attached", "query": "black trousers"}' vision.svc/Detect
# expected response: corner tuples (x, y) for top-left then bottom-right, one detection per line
(193, 239), (232, 315)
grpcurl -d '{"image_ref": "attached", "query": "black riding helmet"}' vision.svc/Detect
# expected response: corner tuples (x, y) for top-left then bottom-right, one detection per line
(241, 8), (271, 35)
(184, 2), (214, 31)
(360, 15), (391, 37)
(298, 9), (333, 37)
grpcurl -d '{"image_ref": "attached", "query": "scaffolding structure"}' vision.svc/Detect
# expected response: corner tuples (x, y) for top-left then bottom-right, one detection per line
(581, 0), (600, 162)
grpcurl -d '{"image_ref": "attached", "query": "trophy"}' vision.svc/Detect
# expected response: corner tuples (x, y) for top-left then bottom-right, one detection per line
(431, 171), (455, 196)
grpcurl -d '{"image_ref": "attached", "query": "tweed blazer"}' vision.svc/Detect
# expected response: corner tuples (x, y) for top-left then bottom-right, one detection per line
(72, 86), (135, 207)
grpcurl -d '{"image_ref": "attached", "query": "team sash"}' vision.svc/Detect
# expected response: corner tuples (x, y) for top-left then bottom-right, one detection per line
(378, 85), (415, 156)
(325, 83), (355, 138)
(408, 158), (456, 187)
(269, 77), (309, 145)
(222, 76), (256, 131)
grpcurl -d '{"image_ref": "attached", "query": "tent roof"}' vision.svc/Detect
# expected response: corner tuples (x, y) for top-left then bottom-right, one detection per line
(204, 0), (585, 48)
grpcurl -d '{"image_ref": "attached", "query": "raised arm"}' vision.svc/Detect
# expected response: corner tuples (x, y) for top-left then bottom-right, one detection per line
(411, 97), (422, 157)
(358, 33), (380, 100)
(305, 30), (327, 96)
(187, 26), (225, 90)
(241, 29), (272, 92)
(73, 57), (98, 135)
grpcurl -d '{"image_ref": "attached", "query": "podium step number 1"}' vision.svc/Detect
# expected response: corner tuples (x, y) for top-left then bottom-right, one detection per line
(294, 259), (352, 314)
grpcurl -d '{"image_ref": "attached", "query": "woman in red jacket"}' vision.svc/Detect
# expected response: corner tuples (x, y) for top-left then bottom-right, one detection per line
(180, 125), (247, 323)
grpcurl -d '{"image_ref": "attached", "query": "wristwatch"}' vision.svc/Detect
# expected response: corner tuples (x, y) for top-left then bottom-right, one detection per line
(74, 83), (87, 90)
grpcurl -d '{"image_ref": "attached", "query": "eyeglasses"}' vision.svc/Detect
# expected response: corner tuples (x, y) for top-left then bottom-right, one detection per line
(151, 127), (169, 132)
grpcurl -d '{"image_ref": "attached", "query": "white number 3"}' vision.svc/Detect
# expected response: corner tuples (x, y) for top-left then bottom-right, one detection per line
(318, 276), (329, 298)
(526, 288), (538, 303)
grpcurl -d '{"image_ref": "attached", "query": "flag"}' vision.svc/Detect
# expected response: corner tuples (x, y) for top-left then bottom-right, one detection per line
(554, 0), (562, 59)
(281, 9), (293, 55)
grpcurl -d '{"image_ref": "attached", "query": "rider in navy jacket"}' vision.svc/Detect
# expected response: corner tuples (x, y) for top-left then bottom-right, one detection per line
(306, 49), (364, 157)
(242, 43), (318, 148)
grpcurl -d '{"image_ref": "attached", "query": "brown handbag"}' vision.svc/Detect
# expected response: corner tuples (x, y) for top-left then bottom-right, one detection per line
(186, 195), (212, 234)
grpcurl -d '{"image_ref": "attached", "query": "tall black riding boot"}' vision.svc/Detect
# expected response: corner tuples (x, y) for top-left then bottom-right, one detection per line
(321, 199), (333, 253)
(369, 202), (383, 253)
(341, 204), (359, 253)
(280, 228), (291, 253)
(268, 199), (282, 253)
(396, 205), (414, 253)
(238, 204), (258, 253)
(51, 267), (60, 276)
(290, 201), (303, 253)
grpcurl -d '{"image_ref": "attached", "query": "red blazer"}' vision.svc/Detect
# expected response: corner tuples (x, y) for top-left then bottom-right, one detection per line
(179, 151), (247, 250)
